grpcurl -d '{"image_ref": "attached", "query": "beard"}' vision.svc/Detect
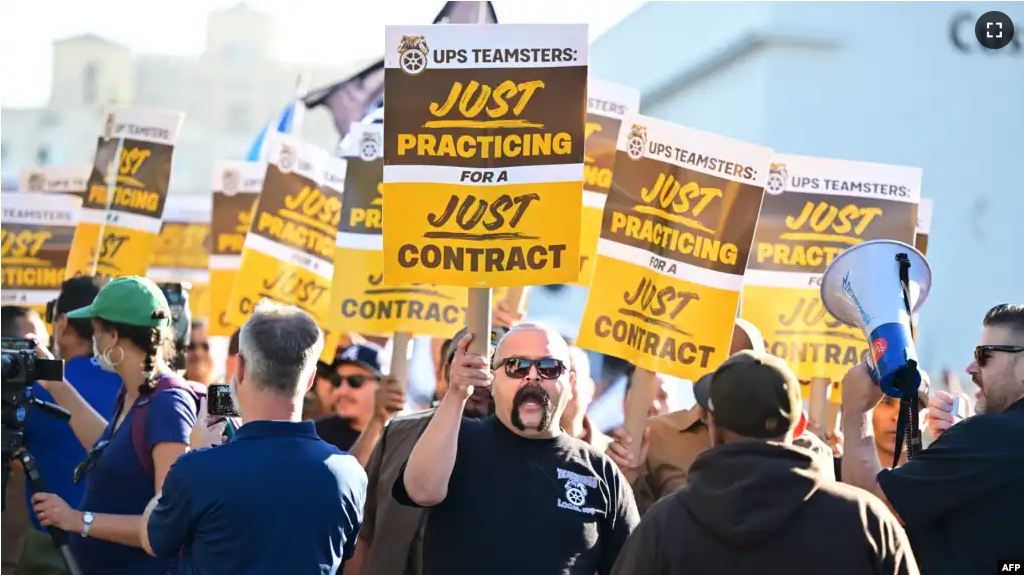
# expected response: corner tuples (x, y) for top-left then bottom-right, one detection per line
(463, 388), (494, 419)
(510, 382), (553, 431)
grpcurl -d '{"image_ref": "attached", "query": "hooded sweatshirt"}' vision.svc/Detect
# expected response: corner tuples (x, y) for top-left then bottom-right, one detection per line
(611, 442), (919, 575)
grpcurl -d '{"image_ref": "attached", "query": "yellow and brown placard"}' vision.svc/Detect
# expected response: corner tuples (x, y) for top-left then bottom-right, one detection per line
(328, 122), (468, 339)
(64, 107), (185, 282)
(19, 165), (91, 204)
(577, 79), (640, 287)
(381, 24), (589, 287)
(224, 135), (347, 332)
(577, 115), (773, 381)
(148, 196), (212, 321)
(740, 154), (921, 390)
(915, 197), (932, 256)
(209, 161), (263, 337)
(2, 193), (82, 311)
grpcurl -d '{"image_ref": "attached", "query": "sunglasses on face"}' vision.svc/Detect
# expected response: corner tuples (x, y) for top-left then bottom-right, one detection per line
(326, 373), (377, 389)
(494, 357), (566, 380)
(187, 342), (210, 352)
(73, 440), (109, 485)
(974, 345), (1024, 367)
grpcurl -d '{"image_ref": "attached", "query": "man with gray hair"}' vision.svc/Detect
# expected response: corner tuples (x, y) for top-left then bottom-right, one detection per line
(394, 321), (639, 575)
(141, 301), (367, 574)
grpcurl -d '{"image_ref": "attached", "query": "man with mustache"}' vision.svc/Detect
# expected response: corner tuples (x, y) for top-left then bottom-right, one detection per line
(394, 322), (639, 575)
(841, 303), (1024, 575)
(345, 325), (509, 575)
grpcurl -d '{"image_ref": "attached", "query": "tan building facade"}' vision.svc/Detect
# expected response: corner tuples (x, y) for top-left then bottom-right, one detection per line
(1, 3), (369, 194)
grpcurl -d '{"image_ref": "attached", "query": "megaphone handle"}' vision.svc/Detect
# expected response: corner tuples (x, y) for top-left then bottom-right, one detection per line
(896, 253), (915, 341)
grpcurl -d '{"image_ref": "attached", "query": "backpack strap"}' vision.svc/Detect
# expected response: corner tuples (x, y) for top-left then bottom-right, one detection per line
(130, 373), (206, 478)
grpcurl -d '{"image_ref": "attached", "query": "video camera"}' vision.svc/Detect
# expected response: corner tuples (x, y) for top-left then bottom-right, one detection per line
(2, 337), (67, 489)
(158, 282), (192, 372)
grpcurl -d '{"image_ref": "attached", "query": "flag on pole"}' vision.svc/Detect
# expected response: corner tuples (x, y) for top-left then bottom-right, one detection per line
(245, 103), (296, 162)
(303, 1), (498, 141)
(246, 73), (311, 162)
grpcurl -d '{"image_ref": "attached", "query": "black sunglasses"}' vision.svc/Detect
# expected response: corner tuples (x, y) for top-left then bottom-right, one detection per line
(326, 373), (377, 389)
(974, 345), (1024, 367)
(494, 357), (566, 380)
(187, 342), (210, 352)
(73, 440), (109, 485)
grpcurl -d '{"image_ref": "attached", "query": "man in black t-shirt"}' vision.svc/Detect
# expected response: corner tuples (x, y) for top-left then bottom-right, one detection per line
(841, 303), (1024, 575)
(393, 322), (640, 575)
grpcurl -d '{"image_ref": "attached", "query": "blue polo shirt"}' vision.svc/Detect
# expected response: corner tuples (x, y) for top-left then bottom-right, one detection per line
(24, 356), (122, 530)
(147, 420), (367, 575)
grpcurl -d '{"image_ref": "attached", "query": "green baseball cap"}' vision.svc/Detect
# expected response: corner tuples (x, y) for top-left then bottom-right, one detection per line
(66, 276), (171, 327)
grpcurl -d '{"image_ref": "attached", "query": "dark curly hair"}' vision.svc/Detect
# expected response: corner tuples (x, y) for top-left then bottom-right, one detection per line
(96, 309), (175, 394)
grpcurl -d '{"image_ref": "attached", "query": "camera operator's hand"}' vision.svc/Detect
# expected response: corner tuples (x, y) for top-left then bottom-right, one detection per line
(190, 396), (228, 449)
(373, 376), (406, 424)
(25, 334), (65, 392)
(32, 493), (83, 533)
(446, 334), (492, 403)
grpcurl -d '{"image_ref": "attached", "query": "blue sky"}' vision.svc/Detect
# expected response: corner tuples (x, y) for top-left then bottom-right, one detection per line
(0, 0), (643, 108)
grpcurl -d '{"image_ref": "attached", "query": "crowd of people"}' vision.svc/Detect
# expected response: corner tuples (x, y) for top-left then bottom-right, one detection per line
(1, 276), (1022, 575)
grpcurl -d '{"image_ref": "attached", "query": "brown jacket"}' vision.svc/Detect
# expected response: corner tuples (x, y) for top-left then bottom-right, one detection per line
(632, 406), (836, 513)
(612, 442), (919, 575)
(360, 411), (433, 575)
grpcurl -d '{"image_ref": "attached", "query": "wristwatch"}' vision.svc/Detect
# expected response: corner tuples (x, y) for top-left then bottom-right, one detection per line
(81, 512), (94, 537)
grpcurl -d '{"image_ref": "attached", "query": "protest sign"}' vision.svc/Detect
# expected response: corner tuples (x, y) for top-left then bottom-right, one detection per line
(381, 24), (589, 288)
(578, 115), (772, 381)
(2, 193), (82, 311)
(224, 135), (346, 334)
(328, 122), (468, 339)
(20, 165), (91, 203)
(577, 79), (640, 287)
(209, 161), (262, 337)
(149, 196), (212, 321)
(741, 155), (921, 391)
(64, 107), (185, 282)
(915, 197), (932, 255)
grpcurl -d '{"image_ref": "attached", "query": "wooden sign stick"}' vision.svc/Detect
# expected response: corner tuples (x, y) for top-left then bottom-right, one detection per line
(389, 332), (413, 391)
(467, 288), (493, 357)
(623, 367), (657, 461)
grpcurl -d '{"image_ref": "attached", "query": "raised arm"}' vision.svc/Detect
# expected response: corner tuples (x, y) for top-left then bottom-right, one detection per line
(400, 335), (490, 506)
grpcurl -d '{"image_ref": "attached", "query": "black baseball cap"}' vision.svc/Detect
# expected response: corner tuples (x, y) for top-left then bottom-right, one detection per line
(696, 350), (802, 439)
(335, 342), (384, 377)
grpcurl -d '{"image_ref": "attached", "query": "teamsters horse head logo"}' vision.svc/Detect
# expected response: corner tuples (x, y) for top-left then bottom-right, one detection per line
(766, 163), (788, 195)
(278, 143), (297, 172)
(625, 124), (648, 161)
(26, 171), (45, 192)
(397, 35), (429, 76)
(222, 168), (240, 195)
(359, 130), (382, 161)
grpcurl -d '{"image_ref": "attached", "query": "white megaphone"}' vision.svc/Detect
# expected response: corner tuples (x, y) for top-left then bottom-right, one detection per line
(820, 239), (932, 398)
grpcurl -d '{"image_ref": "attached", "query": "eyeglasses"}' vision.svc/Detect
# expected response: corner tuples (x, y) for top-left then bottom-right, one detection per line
(494, 357), (566, 380)
(974, 345), (1024, 367)
(326, 373), (377, 389)
(73, 440), (109, 485)
(187, 342), (210, 352)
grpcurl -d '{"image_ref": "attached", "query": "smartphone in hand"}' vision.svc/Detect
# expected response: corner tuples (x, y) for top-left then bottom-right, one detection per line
(207, 384), (240, 417)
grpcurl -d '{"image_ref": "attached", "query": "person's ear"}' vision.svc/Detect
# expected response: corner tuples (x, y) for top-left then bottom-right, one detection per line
(708, 416), (724, 446)
(304, 370), (316, 394)
(236, 355), (246, 387)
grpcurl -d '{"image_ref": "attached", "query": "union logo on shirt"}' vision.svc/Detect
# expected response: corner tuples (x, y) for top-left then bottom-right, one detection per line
(556, 468), (599, 515)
